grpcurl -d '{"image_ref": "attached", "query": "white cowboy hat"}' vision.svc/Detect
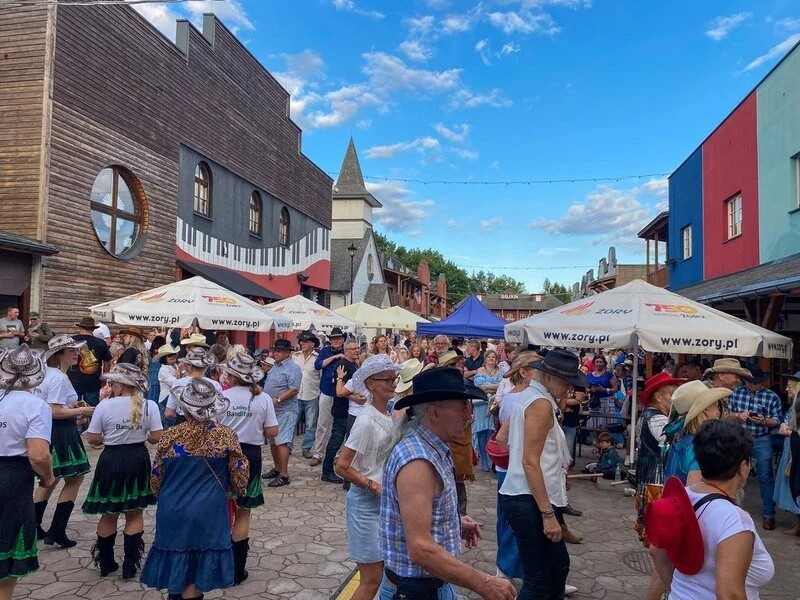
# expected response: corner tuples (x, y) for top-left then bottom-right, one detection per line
(0, 344), (45, 390)
(43, 334), (86, 363)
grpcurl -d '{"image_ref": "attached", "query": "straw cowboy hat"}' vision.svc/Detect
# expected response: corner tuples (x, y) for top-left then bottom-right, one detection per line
(101, 363), (150, 392)
(502, 351), (542, 380)
(153, 343), (180, 363)
(179, 347), (217, 369)
(171, 378), (229, 422)
(640, 372), (687, 406)
(677, 380), (732, 425)
(436, 350), (459, 367)
(0, 344), (45, 390)
(43, 334), (86, 363)
(396, 358), (432, 395)
(702, 358), (751, 379)
(118, 326), (146, 340)
(220, 352), (264, 385)
(394, 367), (487, 411)
(180, 333), (210, 348)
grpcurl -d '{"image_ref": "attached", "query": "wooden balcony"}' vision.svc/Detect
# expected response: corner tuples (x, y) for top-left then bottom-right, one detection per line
(646, 266), (669, 288)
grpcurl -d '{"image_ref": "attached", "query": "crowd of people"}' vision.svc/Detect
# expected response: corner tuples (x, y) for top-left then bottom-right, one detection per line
(0, 305), (797, 600)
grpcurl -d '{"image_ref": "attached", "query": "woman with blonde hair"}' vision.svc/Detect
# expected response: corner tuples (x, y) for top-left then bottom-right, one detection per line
(83, 364), (163, 579)
(370, 334), (397, 363)
(774, 371), (800, 534)
(219, 353), (278, 584)
(33, 335), (95, 548)
(117, 326), (149, 374)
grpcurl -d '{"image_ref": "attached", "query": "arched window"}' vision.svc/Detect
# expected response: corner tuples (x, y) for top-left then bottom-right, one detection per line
(90, 166), (146, 258)
(193, 162), (212, 216)
(249, 192), (262, 236)
(279, 207), (290, 246)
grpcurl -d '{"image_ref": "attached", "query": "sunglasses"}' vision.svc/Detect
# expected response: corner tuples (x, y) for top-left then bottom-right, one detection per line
(370, 376), (398, 384)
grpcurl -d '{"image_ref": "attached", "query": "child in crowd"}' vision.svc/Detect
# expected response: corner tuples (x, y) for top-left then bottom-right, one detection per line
(582, 432), (621, 475)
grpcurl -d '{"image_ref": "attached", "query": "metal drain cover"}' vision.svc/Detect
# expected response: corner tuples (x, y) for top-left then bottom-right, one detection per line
(622, 549), (654, 574)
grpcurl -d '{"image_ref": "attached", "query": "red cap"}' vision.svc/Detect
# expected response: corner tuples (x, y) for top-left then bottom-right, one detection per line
(640, 372), (686, 406)
(644, 477), (704, 575)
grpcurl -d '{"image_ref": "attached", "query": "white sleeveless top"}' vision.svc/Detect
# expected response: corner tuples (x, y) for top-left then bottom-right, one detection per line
(499, 381), (571, 507)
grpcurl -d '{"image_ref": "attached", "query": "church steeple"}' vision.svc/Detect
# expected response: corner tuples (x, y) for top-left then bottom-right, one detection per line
(333, 138), (380, 207)
(331, 137), (381, 240)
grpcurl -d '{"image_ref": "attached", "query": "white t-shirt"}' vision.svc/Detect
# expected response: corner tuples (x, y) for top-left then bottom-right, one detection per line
(219, 386), (279, 445)
(345, 378), (368, 418)
(93, 323), (111, 340)
(86, 396), (162, 445)
(34, 367), (79, 407)
(670, 488), (774, 599)
(166, 376), (222, 416)
(158, 364), (178, 402)
(0, 390), (52, 456)
(344, 404), (393, 483)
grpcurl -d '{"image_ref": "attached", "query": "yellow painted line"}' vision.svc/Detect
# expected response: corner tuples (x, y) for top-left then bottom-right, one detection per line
(331, 568), (359, 600)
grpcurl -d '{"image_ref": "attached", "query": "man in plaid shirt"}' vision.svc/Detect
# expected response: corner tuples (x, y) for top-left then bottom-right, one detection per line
(728, 366), (783, 530)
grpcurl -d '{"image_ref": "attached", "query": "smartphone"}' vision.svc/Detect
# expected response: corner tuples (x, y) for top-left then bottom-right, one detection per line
(749, 411), (760, 418)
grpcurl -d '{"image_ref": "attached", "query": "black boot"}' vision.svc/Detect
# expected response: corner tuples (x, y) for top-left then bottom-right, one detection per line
(43, 501), (77, 548)
(121, 531), (144, 580)
(232, 538), (249, 584)
(33, 501), (48, 540)
(90, 533), (119, 576)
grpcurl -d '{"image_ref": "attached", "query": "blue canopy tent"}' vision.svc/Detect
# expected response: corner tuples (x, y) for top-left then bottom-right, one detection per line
(416, 295), (507, 339)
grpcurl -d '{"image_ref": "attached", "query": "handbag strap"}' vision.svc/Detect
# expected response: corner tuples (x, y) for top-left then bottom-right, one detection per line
(203, 457), (228, 495)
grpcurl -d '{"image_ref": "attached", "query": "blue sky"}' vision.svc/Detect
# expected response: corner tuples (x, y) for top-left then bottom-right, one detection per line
(135, 0), (800, 292)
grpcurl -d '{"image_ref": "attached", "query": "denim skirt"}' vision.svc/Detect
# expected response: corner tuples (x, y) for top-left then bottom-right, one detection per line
(345, 485), (381, 563)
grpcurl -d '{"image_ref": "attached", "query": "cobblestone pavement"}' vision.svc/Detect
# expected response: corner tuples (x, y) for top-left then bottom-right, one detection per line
(17, 440), (799, 600)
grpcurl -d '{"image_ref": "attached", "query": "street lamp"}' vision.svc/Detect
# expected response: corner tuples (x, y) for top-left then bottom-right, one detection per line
(347, 243), (357, 305)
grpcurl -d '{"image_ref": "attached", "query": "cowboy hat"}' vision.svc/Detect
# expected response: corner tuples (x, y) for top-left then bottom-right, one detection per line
(153, 343), (180, 363)
(298, 330), (318, 343)
(0, 344), (45, 390)
(43, 334), (86, 362)
(328, 327), (345, 338)
(178, 347), (217, 369)
(118, 326), (145, 339)
(180, 333), (209, 348)
(502, 351), (542, 380)
(394, 367), (488, 411)
(644, 477), (705, 575)
(702, 358), (751, 379)
(437, 350), (459, 367)
(349, 355), (401, 395)
(529, 349), (587, 389)
(640, 372), (687, 406)
(171, 378), (229, 422)
(271, 339), (293, 352)
(396, 358), (425, 395)
(101, 363), (150, 392)
(678, 380), (731, 425)
(745, 366), (770, 384)
(784, 371), (800, 383)
(75, 316), (97, 330)
(221, 352), (264, 385)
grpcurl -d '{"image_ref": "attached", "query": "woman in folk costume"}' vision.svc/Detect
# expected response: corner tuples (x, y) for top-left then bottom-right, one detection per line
(0, 345), (54, 600)
(82, 363), (163, 580)
(164, 346), (221, 425)
(140, 378), (249, 600)
(218, 352), (278, 584)
(774, 370), (800, 535)
(32, 334), (95, 548)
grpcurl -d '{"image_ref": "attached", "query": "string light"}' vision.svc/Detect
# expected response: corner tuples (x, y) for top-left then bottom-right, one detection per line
(328, 171), (670, 186)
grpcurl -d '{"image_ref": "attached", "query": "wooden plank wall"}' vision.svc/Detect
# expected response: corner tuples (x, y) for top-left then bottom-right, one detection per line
(0, 6), (48, 238)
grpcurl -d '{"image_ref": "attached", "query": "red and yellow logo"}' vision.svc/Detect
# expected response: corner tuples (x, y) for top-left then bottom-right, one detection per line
(139, 292), (167, 303)
(561, 302), (595, 316)
(201, 295), (239, 305)
(645, 303), (698, 315)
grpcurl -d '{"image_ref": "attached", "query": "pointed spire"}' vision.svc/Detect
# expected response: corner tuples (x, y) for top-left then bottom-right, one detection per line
(334, 137), (368, 196)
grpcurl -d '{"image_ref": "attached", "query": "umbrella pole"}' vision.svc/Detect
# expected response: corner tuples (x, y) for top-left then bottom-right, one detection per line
(628, 334), (639, 466)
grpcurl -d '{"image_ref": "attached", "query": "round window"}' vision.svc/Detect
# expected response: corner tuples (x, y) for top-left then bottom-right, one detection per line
(90, 167), (145, 258)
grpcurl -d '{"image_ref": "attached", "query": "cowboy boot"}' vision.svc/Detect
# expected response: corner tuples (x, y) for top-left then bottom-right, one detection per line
(784, 514), (800, 536)
(561, 523), (583, 544)
(43, 501), (78, 548)
(33, 500), (48, 540)
(121, 531), (145, 580)
(90, 533), (119, 576)
(232, 538), (250, 584)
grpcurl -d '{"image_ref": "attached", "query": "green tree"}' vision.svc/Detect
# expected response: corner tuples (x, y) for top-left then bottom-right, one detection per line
(542, 278), (572, 303)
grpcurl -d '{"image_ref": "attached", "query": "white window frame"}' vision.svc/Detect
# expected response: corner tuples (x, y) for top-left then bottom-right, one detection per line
(726, 194), (742, 239)
(681, 225), (692, 260)
(795, 156), (800, 209)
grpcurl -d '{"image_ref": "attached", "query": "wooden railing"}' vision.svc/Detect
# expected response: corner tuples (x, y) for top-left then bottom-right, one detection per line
(647, 266), (669, 288)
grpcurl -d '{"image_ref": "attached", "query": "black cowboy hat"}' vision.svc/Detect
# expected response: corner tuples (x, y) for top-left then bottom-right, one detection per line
(745, 366), (770, 384)
(271, 339), (293, 351)
(394, 367), (488, 411)
(329, 327), (345, 338)
(529, 348), (587, 388)
(298, 330), (320, 346)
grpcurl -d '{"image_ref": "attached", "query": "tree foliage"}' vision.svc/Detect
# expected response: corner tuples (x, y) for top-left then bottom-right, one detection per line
(374, 231), (527, 304)
(542, 277), (572, 303)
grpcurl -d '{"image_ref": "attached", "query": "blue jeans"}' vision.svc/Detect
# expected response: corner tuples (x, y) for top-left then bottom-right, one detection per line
(295, 396), (319, 453)
(752, 435), (776, 517)
(378, 576), (457, 600)
(474, 429), (491, 472)
(323, 414), (348, 478)
(496, 471), (523, 579)
(500, 494), (569, 599)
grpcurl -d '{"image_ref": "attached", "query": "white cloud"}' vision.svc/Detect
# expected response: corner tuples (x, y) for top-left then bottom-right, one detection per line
(356, 119), (372, 129)
(642, 177), (668, 198)
(454, 148), (479, 161)
(776, 17), (800, 31)
(480, 216), (504, 232)
(406, 15), (436, 35)
(364, 136), (440, 159)
(538, 247), (578, 255)
(398, 40), (433, 62)
(362, 52), (462, 94)
(329, 0), (384, 19)
(451, 88), (512, 108)
(500, 42), (521, 55)
(305, 84), (382, 129)
(424, 0), (450, 8)
(489, 160), (500, 169)
(181, 0), (254, 33)
(487, 10), (559, 35)
(529, 181), (666, 247)
(445, 218), (458, 229)
(441, 13), (476, 33)
(132, 4), (181, 40)
(705, 12), (751, 41)
(742, 33), (800, 71)
(434, 123), (470, 143)
(367, 181), (435, 232)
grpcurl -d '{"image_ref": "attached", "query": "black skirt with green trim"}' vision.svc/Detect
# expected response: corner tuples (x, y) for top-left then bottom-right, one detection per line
(235, 443), (264, 509)
(51, 417), (90, 478)
(0, 457), (39, 580)
(82, 442), (154, 514)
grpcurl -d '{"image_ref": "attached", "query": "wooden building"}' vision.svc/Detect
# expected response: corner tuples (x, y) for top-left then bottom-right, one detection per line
(570, 247), (648, 300)
(481, 293), (563, 322)
(0, 5), (332, 338)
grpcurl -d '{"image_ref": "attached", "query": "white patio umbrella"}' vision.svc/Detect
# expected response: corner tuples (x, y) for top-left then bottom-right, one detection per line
(384, 305), (430, 330)
(90, 276), (293, 332)
(504, 278), (794, 461)
(264, 295), (359, 333)
(334, 302), (399, 329)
